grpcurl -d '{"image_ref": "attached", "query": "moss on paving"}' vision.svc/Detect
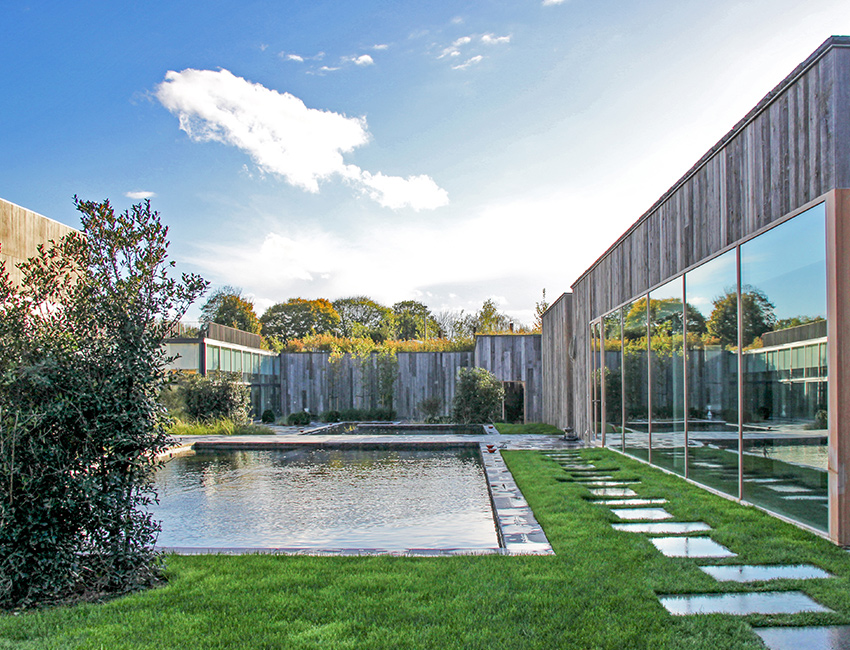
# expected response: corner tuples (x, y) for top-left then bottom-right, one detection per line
(2, 449), (850, 649)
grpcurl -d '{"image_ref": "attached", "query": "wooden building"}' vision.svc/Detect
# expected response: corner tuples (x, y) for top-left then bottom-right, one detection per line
(542, 36), (850, 544)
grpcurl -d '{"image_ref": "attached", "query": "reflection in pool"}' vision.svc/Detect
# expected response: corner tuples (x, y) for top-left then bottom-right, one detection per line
(152, 448), (499, 550)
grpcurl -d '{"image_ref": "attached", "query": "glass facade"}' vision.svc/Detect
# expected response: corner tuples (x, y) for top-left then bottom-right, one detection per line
(593, 202), (828, 532)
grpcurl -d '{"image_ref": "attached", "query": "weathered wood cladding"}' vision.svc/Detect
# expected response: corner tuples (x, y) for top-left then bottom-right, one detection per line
(0, 198), (77, 286)
(473, 335), (543, 422)
(278, 351), (472, 419)
(541, 293), (573, 430)
(566, 38), (850, 440)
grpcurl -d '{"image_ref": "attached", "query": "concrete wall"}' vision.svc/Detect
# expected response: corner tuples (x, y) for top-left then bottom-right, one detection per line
(0, 197), (77, 286)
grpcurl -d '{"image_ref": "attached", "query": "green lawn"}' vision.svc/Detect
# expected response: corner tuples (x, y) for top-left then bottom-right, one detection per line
(2, 449), (850, 649)
(494, 422), (564, 435)
(168, 419), (274, 436)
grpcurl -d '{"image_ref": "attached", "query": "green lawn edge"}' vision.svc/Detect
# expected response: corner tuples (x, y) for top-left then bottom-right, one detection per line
(3, 448), (850, 649)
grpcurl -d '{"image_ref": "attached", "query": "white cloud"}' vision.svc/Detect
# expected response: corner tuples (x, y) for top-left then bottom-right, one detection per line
(156, 68), (448, 209)
(542, 0), (567, 5)
(285, 53), (304, 62)
(439, 36), (473, 58)
(452, 55), (483, 70)
(481, 33), (511, 45)
(343, 54), (374, 66)
(372, 44), (389, 50)
(125, 190), (156, 199)
(316, 65), (340, 73)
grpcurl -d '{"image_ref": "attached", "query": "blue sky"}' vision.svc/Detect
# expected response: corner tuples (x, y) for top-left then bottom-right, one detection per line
(2, 1), (849, 324)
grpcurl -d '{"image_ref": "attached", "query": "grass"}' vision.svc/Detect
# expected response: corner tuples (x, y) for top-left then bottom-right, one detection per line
(3, 448), (850, 649)
(168, 418), (274, 436)
(494, 422), (563, 435)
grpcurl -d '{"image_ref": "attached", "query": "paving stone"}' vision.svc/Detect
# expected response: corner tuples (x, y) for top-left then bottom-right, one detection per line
(584, 480), (639, 487)
(699, 564), (833, 582)
(660, 591), (831, 616)
(592, 498), (668, 506)
(651, 536), (736, 558)
(589, 488), (638, 497)
(766, 484), (813, 493)
(612, 522), (711, 534)
(754, 625), (850, 650)
(611, 508), (673, 521)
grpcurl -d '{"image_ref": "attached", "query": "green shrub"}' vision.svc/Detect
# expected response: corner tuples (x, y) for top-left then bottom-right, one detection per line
(179, 371), (250, 424)
(321, 410), (342, 423)
(418, 397), (442, 423)
(287, 411), (312, 426)
(0, 197), (207, 608)
(261, 409), (276, 424)
(452, 367), (504, 424)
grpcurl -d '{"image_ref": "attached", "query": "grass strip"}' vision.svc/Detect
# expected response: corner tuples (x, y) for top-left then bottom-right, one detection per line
(494, 422), (564, 435)
(2, 449), (849, 649)
(168, 419), (274, 436)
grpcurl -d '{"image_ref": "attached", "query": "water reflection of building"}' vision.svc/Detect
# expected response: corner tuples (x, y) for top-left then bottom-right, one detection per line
(541, 36), (850, 544)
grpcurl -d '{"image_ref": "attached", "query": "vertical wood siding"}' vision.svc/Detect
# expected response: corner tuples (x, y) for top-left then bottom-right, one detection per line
(473, 335), (543, 422)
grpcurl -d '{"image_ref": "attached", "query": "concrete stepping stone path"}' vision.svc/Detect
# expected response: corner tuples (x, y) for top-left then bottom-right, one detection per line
(611, 508), (672, 521)
(590, 488), (638, 498)
(754, 626), (850, 650)
(612, 522), (711, 534)
(699, 564), (833, 582)
(593, 498), (668, 506)
(650, 536), (736, 558)
(660, 591), (831, 616)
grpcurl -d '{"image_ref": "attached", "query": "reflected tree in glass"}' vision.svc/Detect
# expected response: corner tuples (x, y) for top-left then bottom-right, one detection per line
(650, 277), (685, 476)
(740, 203), (828, 532)
(622, 297), (649, 461)
(603, 310), (624, 450)
(685, 249), (739, 496)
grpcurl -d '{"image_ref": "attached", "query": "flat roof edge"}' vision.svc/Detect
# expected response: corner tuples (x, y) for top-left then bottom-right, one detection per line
(571, 35), (850, 289)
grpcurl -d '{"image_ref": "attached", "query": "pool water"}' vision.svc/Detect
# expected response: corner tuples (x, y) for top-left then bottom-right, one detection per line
(151, 448), (499, 550)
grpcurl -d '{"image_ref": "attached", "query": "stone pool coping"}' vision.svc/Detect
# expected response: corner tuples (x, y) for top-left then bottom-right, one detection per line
(156, 433), (575, 557)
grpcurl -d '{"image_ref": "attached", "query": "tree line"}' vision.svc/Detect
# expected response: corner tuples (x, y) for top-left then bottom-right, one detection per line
(198, 288), (549, 351)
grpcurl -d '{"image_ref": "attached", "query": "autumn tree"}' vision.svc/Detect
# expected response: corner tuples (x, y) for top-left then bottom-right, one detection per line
(200, 287), (261, 334)
(260, 298), (341, 342)
(332, 296), (393, 341)
(707, 287), (775, 349)
(392, 300), (437, 340)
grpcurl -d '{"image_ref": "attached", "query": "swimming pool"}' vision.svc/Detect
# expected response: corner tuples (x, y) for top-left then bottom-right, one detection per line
(151, 447), (500, 551)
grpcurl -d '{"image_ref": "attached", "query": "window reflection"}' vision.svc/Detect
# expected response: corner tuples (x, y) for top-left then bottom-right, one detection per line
(622, 297), (649, 461)
(740, 203), (828, 531)
(603, 310), (624, 451)
(590, 322), (602, 443)
(650, 277), (685, 476)
(684, 249), (739, 497)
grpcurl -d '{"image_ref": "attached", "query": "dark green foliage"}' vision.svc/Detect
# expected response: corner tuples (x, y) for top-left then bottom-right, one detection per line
(286, 411), (312, 426)
(0, 198), (207, 608)
(260, 298), (340, 343)
(178, 372), (250, 424)
(321, 410), (342, 423)
(418, 397), (442, 423)
(451, 367), (504, 424)
(260, 409), (276, 424)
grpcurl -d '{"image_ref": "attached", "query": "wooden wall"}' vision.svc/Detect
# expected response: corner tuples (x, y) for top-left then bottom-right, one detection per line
(0, 198), (77, 286)
(567, 38), (850, 440)
(279, 351), (473, 419)
(541, 293), (573, 431)
(474, 334), (543, 422)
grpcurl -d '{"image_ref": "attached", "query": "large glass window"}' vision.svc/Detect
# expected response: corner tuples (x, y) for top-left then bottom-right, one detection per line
(590, 322), (602, 443)
(650, 277), (685, 476)
(622, 297), (649, 461)
(684, 249), (739, 497)
(740, 203), (828, 531)
(603, 310), (624, 451)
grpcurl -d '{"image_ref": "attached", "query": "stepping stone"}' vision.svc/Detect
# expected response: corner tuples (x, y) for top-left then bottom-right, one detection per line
(699, 564), (833, 582)
(745, 477), (783, 484)
(659, 591), (831, 616)
(766, 484), (812, 493)
(754, 625), (850, 650)
(612, 522), (710, 534)
(593, 498), (668, 506)
(590, 488), (638, 498)
(584, 481), (639, 487)
(611, 508), (672, 521)
(573, 475), (615, 481)
(651, 537), (736, 558)
(784, 495), (828, 501)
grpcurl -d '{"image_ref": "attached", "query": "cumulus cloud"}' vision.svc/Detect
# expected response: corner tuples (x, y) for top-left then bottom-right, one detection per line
(481, 33), (511, 45)
(156, 68), (448, 210)
(343, 54), (374, 66)
(452, 55), (483, 70)
(542, 0), (567, 5)
(125, 190), (156, 199)
(285, 53), (304, 62)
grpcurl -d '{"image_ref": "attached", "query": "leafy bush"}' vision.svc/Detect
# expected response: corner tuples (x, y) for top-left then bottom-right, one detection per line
(321, 410), (342, 423)
(287, 411), (312, 426)
(179, 372), (250, 424)
(261, 409), (276, 424)
(418, 397), (443, 423)
(0, 198), (207, 608)
(452, 368), (505, 424)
